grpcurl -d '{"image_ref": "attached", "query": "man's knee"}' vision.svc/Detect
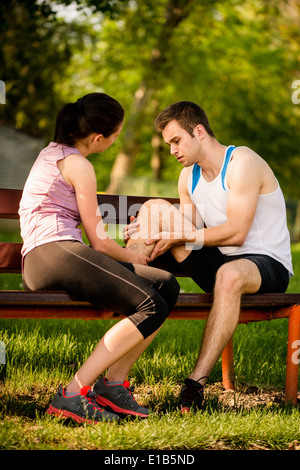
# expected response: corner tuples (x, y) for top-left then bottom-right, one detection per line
(138, 198), (172, 214)
(215, 263), (243, 295)
(134, 198), (175, 241)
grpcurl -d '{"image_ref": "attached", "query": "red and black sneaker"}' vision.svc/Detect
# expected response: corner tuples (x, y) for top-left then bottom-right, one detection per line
(93, 378), (149, 418)
(179, 378), (205, 413)
(47, 386), (119, 424)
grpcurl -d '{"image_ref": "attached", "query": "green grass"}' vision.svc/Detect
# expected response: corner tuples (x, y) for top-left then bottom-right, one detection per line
(0, 239), (300, 450)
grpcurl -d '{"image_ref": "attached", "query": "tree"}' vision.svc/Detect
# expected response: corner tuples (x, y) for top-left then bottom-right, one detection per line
(98, 0), (300, 196)
(0, 0), (90, 138)
(1, 0), (299, 199)
(106, 0), (203, 193)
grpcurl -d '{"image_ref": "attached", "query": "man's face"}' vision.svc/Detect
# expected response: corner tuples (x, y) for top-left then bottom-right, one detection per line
(162, 119), (201, 167)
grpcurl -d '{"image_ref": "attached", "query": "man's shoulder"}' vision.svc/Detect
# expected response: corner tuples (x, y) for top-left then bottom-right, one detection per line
(179, 166), (193, 180)
(228, 146), (265, 172)
(227, 146), (276, 192)
(232, 145), (257, 159)
(178, 166), (193, 195)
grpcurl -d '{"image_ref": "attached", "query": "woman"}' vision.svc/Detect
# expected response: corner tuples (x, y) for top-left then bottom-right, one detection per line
(19, 93), (179, 424)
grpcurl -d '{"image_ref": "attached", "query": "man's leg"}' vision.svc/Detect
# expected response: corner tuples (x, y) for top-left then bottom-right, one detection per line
(189, 258), (261, 383)
(126, 198), (196, 260)
(179, 258), (262, 411)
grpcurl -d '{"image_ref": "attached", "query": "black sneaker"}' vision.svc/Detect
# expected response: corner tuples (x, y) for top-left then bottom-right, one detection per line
(46, 386), (120, 424)
(93, 378), (149, 417)
(179, 378), (205, 412)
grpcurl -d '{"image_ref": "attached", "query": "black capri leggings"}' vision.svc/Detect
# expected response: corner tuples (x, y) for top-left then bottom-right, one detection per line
(23, 241), (180, 339)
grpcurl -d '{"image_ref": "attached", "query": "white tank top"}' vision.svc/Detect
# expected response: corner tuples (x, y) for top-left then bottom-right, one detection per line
(187, 145), (293, 276)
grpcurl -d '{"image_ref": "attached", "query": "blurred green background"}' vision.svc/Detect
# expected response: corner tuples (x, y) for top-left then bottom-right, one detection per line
(1, 0), (300, 236)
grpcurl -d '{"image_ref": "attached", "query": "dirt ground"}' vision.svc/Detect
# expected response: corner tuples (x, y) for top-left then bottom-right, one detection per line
(207, 381), (294, 409)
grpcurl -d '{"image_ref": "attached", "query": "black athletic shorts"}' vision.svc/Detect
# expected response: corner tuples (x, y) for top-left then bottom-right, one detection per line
(178, 246), (290, 293)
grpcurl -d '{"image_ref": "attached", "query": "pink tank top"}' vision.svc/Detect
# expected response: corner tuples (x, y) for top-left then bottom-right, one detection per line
(19, 142), (84, 257)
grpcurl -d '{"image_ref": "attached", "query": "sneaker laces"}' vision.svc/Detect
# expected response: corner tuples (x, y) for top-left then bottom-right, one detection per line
(119, 380), (138, 408)
(181, 377), (208, 405)
(123, 380), (135, 394)
(80, 386), (103, 411)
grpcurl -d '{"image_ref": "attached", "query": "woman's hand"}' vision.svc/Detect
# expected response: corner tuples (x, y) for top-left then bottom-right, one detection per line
(123, 216), (139, 243)
(124, 246), (150, 265)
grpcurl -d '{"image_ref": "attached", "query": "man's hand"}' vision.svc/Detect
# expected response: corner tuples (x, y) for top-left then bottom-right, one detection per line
(145, 232), (179, 261)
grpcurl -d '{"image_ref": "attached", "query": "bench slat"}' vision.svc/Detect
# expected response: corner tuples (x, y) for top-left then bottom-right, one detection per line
(0, 291), (299, 323)
(1, 291), (300, 306)
(0, 188), (179, 222)
(96, 193), (179, 223)
(0, 243), (22, 273)
(0, 242), (188, 276)
(0, 302), (296, 322)
(0, 188), (22, 219)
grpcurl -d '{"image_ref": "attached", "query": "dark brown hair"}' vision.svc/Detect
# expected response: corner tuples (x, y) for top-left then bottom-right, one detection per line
(54, 92), (125, 146)
(155, 101), (215, 138)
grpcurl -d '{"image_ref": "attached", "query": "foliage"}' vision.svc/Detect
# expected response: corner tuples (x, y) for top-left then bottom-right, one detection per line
(0, 0), (88, 138)
(1, 0), (300, 197)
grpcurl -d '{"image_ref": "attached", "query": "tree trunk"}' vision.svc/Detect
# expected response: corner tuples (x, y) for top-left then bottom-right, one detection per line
(294, 200), (300, 242)
(106, 0), (193, 194)
(106, 83), (152, 194)
(151, 132), (164, 180)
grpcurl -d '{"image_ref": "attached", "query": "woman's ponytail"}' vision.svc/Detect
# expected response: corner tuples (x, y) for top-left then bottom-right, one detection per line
(53, 93), (124, 146)
(53, 102), (80, 146)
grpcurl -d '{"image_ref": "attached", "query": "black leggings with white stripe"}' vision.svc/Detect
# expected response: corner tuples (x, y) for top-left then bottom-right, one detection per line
(23, 241), (180, 339)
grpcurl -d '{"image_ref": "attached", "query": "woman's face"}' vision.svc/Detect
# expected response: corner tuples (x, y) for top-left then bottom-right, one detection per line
(98, 121), (124, 152)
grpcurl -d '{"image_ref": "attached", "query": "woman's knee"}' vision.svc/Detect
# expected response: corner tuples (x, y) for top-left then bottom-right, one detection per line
(135, 276), (179, 336)
(161, 272), (180, 311)
(150, 269), (180, 313)
(134, 264), (180, 311)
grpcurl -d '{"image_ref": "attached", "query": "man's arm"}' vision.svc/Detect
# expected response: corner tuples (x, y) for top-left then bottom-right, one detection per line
(147, 148), (263, 260)
(179, 147), (263, 247)
(178, 167), (203, 228)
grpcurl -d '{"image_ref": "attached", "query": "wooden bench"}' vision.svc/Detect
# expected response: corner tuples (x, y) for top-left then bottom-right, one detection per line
(0, 187), (299, 405)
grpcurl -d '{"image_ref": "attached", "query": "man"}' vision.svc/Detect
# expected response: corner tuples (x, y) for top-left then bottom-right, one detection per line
(126, 100), (293, 412)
